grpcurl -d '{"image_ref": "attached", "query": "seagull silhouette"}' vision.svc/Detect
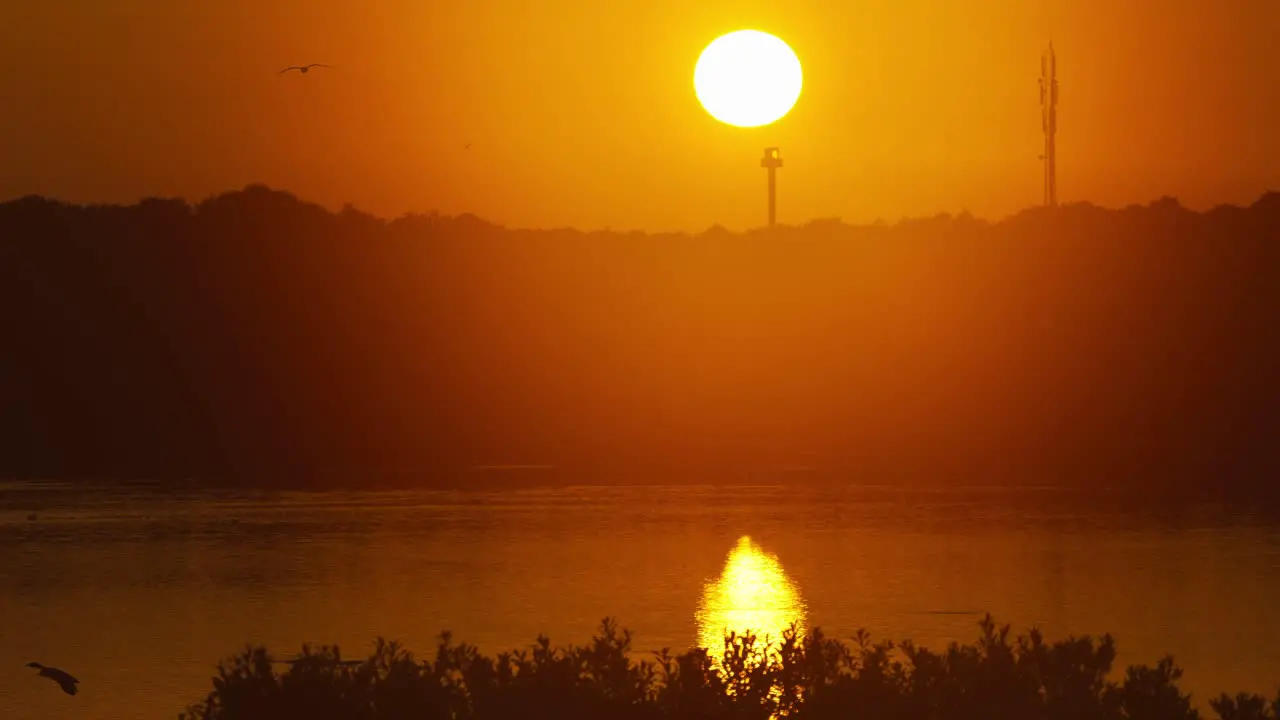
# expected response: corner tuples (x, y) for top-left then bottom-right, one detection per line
(280, 63), (332, 74)
(26, 663), (79, 696)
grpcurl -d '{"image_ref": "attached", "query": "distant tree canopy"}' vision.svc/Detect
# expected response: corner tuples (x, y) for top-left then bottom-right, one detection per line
(180, 616), (1280, 720)
(2, 185), (1278, 489)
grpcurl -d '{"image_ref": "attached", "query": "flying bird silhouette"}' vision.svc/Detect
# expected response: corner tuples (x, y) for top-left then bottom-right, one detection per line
(26, 663), (79, 696)
(280, 63), (332, 74)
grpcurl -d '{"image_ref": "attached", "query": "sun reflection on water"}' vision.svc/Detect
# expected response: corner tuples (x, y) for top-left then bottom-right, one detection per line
(696, 536), (808, 663)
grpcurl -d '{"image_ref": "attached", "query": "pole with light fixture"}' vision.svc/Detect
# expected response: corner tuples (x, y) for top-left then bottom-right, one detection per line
(761, 147), (782, 227)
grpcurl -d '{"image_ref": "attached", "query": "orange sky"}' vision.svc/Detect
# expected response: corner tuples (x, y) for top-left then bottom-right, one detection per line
(1, 0), (1277, 231)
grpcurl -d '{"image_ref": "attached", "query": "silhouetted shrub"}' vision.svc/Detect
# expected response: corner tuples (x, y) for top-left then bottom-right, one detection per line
(180, 615), (1279, 720)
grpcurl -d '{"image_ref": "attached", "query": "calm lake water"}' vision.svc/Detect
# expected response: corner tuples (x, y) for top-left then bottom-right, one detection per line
(2, 481), (1279, 719)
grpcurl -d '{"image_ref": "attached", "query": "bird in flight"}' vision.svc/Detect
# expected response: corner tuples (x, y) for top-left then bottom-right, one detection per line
(280, 63), (333, 74)
(26, 662), (79, 696)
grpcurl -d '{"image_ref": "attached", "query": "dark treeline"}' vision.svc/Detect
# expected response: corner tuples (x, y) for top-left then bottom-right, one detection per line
(181, 617), (1280, 720)
(2, 185), (1278, 491)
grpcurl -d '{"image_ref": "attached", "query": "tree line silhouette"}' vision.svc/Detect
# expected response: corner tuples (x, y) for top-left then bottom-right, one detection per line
(2, 185), (1278, 491)
(180, 616), (1280, 720)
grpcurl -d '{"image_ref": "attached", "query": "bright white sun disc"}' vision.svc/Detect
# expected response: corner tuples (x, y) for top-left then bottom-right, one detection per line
(694, 30), (803, 128)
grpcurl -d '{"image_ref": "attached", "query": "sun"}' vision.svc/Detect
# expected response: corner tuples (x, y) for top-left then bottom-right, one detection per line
(694, 30), (803, 128)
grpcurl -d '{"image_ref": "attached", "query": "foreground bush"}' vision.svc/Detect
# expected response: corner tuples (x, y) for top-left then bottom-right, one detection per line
(181, 616), (1280, 720)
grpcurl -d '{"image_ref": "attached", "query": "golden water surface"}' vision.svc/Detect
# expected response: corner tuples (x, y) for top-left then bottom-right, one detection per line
(697, 536), (807, 662)
(4, 483), (1280, 720)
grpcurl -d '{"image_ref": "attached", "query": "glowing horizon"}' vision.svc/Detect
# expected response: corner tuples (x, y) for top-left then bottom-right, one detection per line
(1, 0), (1276, 231)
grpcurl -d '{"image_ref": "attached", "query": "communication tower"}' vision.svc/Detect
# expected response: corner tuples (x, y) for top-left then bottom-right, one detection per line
(1039, 43), (1059, 206)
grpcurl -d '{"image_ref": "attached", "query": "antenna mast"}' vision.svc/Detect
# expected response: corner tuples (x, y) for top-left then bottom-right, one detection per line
(1039, 43), (1059, 206)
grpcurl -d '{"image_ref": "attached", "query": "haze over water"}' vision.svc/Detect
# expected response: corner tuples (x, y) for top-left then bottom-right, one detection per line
(4, 481), (1279, 720)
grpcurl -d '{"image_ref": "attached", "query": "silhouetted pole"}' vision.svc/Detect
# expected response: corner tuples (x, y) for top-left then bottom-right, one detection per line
(1039, 43), (1059, 207)
(761, 147), (782, 227)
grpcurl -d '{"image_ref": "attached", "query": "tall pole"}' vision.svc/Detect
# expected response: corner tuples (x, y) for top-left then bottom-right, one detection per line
(761, 147), (782, 227)
(1040, 43), (1058, 207)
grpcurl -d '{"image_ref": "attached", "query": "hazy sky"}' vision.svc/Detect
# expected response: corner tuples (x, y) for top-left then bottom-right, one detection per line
(2, 0), (1277, 231)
